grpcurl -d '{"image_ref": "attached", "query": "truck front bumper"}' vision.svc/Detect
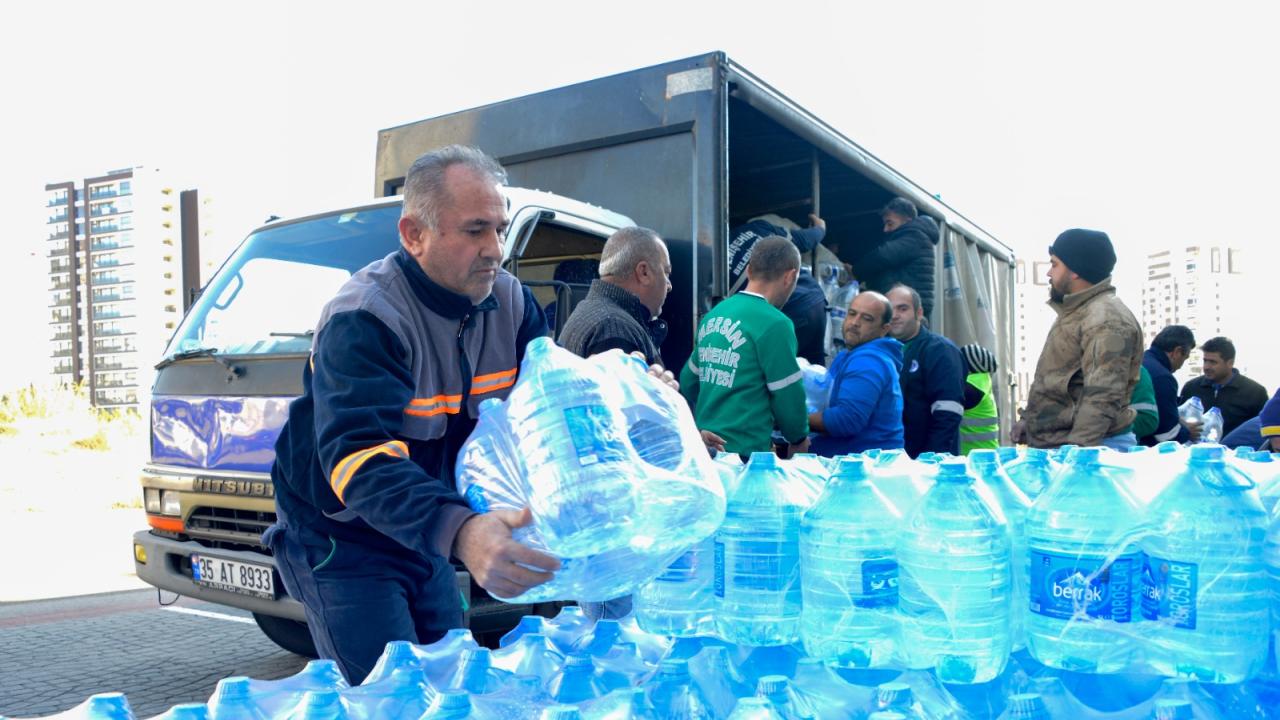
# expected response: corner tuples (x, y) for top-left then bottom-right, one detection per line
(132, 530), (307, 621)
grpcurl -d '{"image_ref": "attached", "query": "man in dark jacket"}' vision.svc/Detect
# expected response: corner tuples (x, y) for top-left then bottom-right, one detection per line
(557, 225), (673, 622)
(1179, 336), (1269, 438)
(886, 284), (964, 457)
(265, 146), (560, 683)
(559, 226), (670, 366)
(1141, 324), (1196, 445)
(728, 213), (829, 365)
(854, 197), (940, 318)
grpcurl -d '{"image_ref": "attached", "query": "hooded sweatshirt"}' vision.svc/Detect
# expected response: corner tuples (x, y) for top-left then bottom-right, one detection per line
(809, 336), (905, 456)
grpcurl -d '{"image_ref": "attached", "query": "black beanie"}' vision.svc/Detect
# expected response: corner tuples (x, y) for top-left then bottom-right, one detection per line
(1048, 229), (1116, 284)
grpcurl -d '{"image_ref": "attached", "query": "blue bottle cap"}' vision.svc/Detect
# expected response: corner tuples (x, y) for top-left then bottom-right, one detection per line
(1023, 447), (1050, 462)
(936, 459), (972, 482)
(1189, 444), (1225, 463)
(1006, 693), (1049, 719)
(541, 705), (582, 720)
(833, 455), (869, 480)
(212, 676), (253, 700)
(756, 675), (789, 695)
(1069, 447), (1101, 465)
(83, 693), (133, 719)
(433, 690), (472, 712)
(749, 451), (778, 468)
(969, 449), (1000, 466)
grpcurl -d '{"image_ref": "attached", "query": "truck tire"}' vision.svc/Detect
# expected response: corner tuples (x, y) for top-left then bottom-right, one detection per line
(252, 612), (319, 658)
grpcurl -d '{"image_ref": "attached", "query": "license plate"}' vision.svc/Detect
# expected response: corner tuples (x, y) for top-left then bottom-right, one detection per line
(191, 553), (276, 599)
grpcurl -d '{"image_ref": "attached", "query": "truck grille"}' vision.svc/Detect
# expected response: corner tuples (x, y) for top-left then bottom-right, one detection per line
(186, 506), (275, 552)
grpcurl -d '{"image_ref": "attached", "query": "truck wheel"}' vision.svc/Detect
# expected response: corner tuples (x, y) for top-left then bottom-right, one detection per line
(252, 613), (319, 658)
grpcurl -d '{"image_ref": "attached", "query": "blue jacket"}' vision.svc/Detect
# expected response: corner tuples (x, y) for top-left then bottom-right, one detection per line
(1141, 347), (1188, 445)
(809, 337), (905, 456)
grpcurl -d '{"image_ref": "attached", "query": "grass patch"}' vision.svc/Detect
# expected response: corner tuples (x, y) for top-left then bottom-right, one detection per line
(72, 429), (111, 452)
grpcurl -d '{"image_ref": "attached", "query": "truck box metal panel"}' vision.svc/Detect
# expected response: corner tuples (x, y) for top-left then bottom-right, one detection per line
(375, 52), (1019, 441)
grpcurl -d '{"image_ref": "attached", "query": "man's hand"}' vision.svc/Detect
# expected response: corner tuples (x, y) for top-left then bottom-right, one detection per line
(1010, 419), (1026, 445)
(452, 508), (560, 599)
(808, 214), (826, 231)
(700, 429), (726, 454)
(630, 351), (678, 392)
(1182, 419), (1203, 442)
(787, 437), (811, 457)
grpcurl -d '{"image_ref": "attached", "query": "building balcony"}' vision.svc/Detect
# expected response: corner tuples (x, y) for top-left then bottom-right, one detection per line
(53, 365), (74, 376)
(48, 212), (69, 224)
(51, 332), (74, 342)
(90, 240), (133, 253)
(50, 280), (72, 292)
(94, 361), (136, 372)
(91, 276), (131, 288)
(94, 346), (136, 356)
(90, 224), (121, 235)
(48, 231), (70, 241)
(94, 380), (137, 389)
(88, 189), (119, 201)
(51, 349), (73, 359)
(47, 196), (69, 207)
(91, 310), (135, 321)
(93, 328), (136, 338)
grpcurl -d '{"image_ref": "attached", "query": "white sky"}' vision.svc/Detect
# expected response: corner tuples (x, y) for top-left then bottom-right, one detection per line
(3, 0), (1278, 386)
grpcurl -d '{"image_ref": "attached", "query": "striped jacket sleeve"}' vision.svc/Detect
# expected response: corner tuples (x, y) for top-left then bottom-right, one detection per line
(311, 309), (473, 558)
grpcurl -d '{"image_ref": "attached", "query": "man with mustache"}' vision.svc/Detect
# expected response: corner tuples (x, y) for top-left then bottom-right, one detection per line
(265, 145), (560, 684)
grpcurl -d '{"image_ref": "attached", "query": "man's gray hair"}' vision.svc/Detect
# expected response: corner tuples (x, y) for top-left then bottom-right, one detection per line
(402, 145), (507, 230)
(747, 236), (801, 281)
(599, 226), (664, 277)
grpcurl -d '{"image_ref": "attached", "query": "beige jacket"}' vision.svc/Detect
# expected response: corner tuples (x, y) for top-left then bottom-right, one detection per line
(1024, 278), (1144, 448)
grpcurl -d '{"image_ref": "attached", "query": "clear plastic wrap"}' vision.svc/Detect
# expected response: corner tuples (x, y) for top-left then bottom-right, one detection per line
(795, 358), (832, 415)
(455, 338), (726, 603)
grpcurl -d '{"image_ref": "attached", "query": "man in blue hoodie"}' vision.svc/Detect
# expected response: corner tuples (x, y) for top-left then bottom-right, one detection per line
(808, 291), (905, 456)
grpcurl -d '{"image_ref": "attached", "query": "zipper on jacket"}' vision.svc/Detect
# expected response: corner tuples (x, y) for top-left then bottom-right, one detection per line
(458, 312), (473, 403)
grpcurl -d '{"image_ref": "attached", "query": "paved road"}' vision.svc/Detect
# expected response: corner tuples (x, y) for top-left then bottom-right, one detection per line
(0, 589), (308, 718)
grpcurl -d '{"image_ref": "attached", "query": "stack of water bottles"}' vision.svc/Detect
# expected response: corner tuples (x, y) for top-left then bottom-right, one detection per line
(454, 337), (727, 604)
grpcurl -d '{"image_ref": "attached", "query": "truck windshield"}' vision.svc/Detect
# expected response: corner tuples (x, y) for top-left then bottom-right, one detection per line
(163, 204), (402, 359)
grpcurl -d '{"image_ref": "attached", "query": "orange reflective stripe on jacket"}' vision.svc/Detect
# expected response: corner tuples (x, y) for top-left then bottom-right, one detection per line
(471, 367), (517, 396)
(404, 393), (463, 417)
(329, 440), (410, 502)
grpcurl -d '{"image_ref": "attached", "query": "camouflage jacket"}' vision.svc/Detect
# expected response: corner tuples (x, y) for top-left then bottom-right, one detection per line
(1024, 278), (1143, 448)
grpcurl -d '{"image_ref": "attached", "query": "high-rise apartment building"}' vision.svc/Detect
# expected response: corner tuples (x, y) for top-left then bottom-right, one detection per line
(1141, 245), (1248, 380)
(45, 167), (203, 412)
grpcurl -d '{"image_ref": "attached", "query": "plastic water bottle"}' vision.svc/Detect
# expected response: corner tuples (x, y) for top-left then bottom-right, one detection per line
(446, 648), (513, 694)
(207, 677), (270, 720)
(499, 616), (549, 648)
(645, 659), (715, 719)
(635, 536), (716, 637)
(754, 676), (818, 720)
(873, 682), (927, 719)
(1025, 447), (1144, 673)
(543, 606), (593, 655)
(725, 697), (784, 720)
(1201, 407), (1224, 444)
(799, 456), (901, 668)
(540, 705), (582, 720)
(1140, 444), (1269, 682)
(998, 693), (1052, 719)
(796, 359), (832, 414)
(1151, 700), (1194, 719)
(790, 658), (868, 720)
(688, 645), (751, 719)
(490, 633), (564, 683)
(969, 449), (1031, 650)
(422, 690), (479, 719)
(896, 458), (1012, 683)
(1002, 447), (1056, 500)
(868, 449), (931, 519)
(1264, 506), (1280, 675)
(547, 655), (610, 704)
(341, 667), (434, 719)
(153, 704), (209, 720)
(714, 452), (807, 646)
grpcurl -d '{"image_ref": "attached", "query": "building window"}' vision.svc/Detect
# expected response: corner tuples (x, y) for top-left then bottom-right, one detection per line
(1210, 247), (1221, 273)
(1228, 249), (1244, 274)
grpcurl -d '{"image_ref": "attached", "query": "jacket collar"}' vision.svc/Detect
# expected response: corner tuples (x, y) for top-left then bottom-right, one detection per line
(1048, 277), (1115, 316)
(395, 247), (498, 320)
(588, 279), (668, 348)
(1145, 346), (1173, 372)
(1195, 369), (1239, 389)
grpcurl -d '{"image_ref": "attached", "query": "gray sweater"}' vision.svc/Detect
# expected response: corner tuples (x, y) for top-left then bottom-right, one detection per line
(558, 280), (667, 364)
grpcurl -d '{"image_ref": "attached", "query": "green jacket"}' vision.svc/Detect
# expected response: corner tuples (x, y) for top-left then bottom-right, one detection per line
(1128, 365), (1158, 439)
(680, 292), (809, 455)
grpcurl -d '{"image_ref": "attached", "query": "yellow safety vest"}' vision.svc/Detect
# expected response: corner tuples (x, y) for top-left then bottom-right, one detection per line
(960, 371), (999, 455)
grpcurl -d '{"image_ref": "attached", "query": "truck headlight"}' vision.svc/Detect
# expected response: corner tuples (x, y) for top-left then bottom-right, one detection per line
(144, 488), (162, 514)
(160, 490), (182, 516)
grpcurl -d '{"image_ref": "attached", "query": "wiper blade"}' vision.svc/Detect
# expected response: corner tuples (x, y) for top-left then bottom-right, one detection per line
(155, 347), (220, 370)
(154, 347), (244, 380)
(268, 330), (314, 338)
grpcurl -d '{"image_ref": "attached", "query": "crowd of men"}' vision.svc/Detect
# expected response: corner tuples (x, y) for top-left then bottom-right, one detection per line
(265, 145), (1279, 683)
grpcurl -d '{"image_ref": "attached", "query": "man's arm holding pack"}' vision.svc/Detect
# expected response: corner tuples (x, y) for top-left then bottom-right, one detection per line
(311, 310), (473, 559)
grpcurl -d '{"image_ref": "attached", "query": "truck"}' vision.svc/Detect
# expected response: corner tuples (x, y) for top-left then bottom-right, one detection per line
(133, 52), (1016, 655)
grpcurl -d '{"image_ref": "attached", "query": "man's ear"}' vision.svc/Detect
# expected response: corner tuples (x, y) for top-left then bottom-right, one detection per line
(399, 215), (426, 254)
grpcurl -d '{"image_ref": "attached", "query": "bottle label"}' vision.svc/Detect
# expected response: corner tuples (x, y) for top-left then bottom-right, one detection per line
(1141, 554), (1198, 629)
(563, 405), (627, 467)
(463, 484), (489, 513)
(855, 558), (899, 608)
(713, 540), (725, 598)
(1028, 549), (1138, 622)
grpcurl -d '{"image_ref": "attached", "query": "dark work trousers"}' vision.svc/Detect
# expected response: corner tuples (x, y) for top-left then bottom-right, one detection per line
(267, 523), (462, 684)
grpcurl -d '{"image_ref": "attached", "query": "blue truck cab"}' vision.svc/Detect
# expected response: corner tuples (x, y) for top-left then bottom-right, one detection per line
(132, 189), (633, 654)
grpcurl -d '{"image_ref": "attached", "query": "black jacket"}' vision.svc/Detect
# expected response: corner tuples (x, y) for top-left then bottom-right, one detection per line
(1179, 370), (1270, 438)
(558, 279), (667, 365)
(856, 216), (940, 317)
(899, 327), (965, 457)
(727, 219), (828, 365)
(1141, 347), (1189, 445)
